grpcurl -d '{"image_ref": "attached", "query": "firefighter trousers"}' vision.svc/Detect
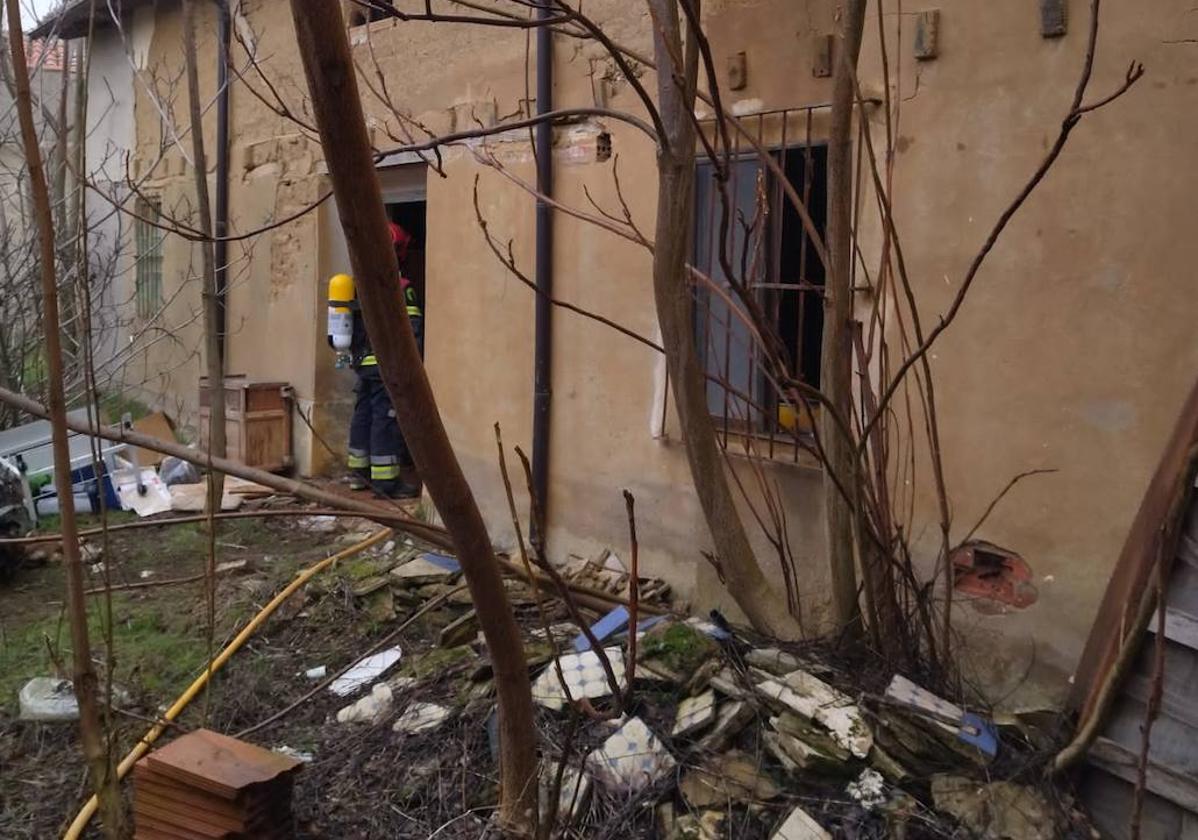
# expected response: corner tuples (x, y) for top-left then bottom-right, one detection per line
(347, 366), (411, 493)
(345, 317), (423, 493)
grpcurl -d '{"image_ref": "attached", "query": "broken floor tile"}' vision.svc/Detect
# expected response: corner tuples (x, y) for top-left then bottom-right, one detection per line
(698, 699), (755, 751)
(672, 689), (717, 738)
(930, 775), (1057, 840)
(390, 555), (459, 586)
(772, 805), (831, 840)
(392, 702), (451, 735)
(539, 761), (591, 827)
(573, 606), (629, 652)
(335, 683), (393, 725)
(329, 646), (402, 697)
(763, 730), (802, 774)
(757, 672), (872, 758)
(586, 716), (675, 793)
(680, 751), (780, 807)
(708, 668), (746, 699)
(763, 724), (847, 775)
(530, 647), (626, 711)
(746, 647), (801, 675)
(885, 673), (962, 733)
(528, 621), (580, 644)
(770, 713), (852, 764)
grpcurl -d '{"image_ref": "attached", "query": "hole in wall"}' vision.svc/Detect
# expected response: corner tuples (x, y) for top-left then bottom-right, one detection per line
(951, 541), (1038, 612)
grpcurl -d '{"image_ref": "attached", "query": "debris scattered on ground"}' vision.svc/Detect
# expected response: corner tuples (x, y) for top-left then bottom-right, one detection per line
(531, 647), (626, 710)
(3, 528), (1080, 839)
(133, 728), (303, 837)
(335, 683), (393, 724)
(297, 514), (339, 533)
(328, 646), (402, 697)
(586, 715), (675, 792)
(168, 482), (244, 512)
(158, 455), (200, 487)
(931, 775), (1058, 840)
(390, 554), (459, 585)
(672, 688), (716, 737)
(392, 701), (451, 734)
(772, 804), (832, 840)
(18, 677), (78, 722)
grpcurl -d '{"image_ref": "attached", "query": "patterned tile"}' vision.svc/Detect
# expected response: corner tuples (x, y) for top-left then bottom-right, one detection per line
(531, 647), (626, 711)
(586, 716), (675, 793)
(672, 690), (717, 737)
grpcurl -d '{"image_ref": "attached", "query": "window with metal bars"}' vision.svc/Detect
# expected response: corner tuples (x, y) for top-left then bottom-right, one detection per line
(692, 123), (828, 455)
(134, 197), (164, 320)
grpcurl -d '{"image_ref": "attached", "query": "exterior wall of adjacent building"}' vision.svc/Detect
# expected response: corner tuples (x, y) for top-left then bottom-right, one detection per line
(75, 0), (1198, 706)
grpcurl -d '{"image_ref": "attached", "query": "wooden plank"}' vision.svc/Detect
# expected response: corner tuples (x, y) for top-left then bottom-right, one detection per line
(1121, 637), (1198, 731)
(1071, 376), (1198, 714)
(1089, 737), (1198, 814)
(1082, 767), (1184, 840)
(1106, 694), (1198, 777)
(1148, 606), (1198, 652)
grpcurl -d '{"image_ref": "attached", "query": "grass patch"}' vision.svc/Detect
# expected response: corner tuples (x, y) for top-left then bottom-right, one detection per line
(35, 510), (139, 534)
(95, 392), (152, 425)
(0, 593), (219, 713)
(639, 621), (717, 677)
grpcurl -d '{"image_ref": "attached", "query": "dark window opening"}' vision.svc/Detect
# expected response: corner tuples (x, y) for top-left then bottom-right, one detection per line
(692, 135), (828, 450)
(348, 0), (393, 27)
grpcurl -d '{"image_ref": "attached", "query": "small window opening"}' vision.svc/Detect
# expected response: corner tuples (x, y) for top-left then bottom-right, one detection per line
(691, 127), (827, 451)
(134, 197), (164, 320)
(348, 0), (393, 27)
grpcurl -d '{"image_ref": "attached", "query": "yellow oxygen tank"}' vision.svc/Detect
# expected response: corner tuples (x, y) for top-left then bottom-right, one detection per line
(327, 273), (355, 367)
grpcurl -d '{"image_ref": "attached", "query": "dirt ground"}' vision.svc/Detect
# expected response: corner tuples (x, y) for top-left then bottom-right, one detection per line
(1, 510), (1096, 840)
(0, 511), (454, 838)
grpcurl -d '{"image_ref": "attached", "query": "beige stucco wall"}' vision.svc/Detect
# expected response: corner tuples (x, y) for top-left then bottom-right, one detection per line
(101, 0), (1198, 705)
(852, 1), (1198, 704)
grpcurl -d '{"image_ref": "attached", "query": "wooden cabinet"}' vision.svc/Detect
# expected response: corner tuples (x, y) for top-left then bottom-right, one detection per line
(199, 377), (293, 472)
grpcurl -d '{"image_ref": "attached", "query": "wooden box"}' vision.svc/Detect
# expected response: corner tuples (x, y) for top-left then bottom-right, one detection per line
(199, 377), (293, 473)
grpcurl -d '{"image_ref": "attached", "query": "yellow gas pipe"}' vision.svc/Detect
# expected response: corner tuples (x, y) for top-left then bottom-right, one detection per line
(62, 528), (392, 839)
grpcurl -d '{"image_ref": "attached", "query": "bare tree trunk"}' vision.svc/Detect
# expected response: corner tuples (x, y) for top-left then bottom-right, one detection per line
(821, 0), (868, 640)
(647, 0), (800, 641)
(285, 1), (539, 832)
(181, 0), (226, 509)
(2, 4), (124, 836)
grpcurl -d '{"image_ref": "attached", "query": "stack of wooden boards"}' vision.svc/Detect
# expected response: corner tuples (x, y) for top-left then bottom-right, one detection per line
(132, 729), (303, 839)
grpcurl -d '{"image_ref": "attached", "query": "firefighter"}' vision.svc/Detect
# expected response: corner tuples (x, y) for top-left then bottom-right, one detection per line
(328, 221), (422, 499)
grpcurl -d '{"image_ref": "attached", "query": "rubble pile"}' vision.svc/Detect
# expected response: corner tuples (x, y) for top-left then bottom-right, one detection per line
(306, 546), (1077, 839)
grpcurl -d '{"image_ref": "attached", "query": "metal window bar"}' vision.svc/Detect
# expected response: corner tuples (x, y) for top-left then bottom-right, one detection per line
(134, 198), (164, 320)
(691, 105), (834, 462)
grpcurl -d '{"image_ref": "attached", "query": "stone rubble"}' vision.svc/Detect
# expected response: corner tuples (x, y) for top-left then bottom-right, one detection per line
(306, 546), (1065, 839)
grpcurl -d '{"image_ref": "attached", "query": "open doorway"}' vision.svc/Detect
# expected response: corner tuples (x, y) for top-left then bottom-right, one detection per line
(312, 163), (427, 480)
(379, 163), (428, 344)
(385, 199), (426, 340)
